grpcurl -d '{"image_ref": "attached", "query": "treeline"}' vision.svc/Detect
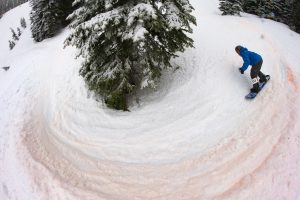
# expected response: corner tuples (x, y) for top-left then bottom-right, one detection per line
(0, 0), (28, 17)
(219, 0), (300, 33)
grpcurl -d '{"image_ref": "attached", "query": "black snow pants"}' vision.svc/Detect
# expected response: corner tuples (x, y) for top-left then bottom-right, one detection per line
(250, 60), (267, 93)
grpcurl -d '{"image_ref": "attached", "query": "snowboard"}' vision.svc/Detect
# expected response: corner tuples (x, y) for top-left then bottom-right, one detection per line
(245, 75), (270, 100)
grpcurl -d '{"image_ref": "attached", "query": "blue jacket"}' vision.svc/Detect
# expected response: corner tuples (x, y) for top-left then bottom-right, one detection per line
(239, 47), (262, 71)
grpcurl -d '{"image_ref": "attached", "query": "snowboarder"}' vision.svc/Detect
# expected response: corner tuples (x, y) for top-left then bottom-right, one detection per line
(235, 45), (269, 93)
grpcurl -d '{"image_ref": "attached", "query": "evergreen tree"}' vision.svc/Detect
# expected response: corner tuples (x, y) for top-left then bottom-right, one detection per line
(257, 0), (276, 20)
(242, 0), (292, 24)
(9, 40), (16, 50)
(240, 0), (298, 33)
(275, 0), (292, 24)
(219, 0), (243, 16)
(17, 27), (22, 36)
(10, 28), (19, 41)
(30, 0), (73, 42)
(293, 0), (300, 32)
(65, 0), (196, 111)
(0, 0), (28, 17)
(241, 0), (259, 15)
(20, 17), (27, 28)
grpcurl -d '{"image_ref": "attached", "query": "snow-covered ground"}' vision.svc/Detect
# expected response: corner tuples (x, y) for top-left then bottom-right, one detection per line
(1, 0), (300, 199)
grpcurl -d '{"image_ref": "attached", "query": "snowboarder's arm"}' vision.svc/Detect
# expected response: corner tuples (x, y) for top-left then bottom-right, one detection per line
(240, 53), (250, 71)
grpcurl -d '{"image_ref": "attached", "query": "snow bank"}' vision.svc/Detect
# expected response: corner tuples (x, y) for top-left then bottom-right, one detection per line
(1, 1), (300, 199)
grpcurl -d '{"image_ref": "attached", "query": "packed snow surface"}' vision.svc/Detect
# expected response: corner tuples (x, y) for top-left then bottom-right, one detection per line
(1, 0), (300, 199)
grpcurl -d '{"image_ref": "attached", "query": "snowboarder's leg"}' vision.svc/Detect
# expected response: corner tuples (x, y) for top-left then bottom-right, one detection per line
(250, 66), (260, 93)
(253, 60), (267, 83)
(258, 71), (267, 83)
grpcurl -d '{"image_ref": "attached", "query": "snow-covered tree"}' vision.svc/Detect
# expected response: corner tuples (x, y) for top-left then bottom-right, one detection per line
(219, 0), (243, 16)
(65, 0), (196, 111)
(17, 27), (22, 36)
(30, 0), (73, 42)
(10, 28), (19, 41)
(20, 17), (27, 28)
(9, 40), (16, 50)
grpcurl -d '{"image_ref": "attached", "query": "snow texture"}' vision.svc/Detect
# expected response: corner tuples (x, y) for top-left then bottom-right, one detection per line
(1, 1), (300, 199)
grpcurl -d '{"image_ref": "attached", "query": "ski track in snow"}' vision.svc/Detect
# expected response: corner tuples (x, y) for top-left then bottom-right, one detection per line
(1, 1), (300, 199)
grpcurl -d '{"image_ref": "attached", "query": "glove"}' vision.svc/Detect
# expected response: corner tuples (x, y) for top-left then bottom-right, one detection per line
(239, 68), (244, 74)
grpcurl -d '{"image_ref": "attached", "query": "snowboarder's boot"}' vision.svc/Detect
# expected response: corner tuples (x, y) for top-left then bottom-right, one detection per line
(265, 75), (270, 81)
(250, 83), (260, 93)
(260, 75), (270, 83)
(250, 77), (260, 93)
